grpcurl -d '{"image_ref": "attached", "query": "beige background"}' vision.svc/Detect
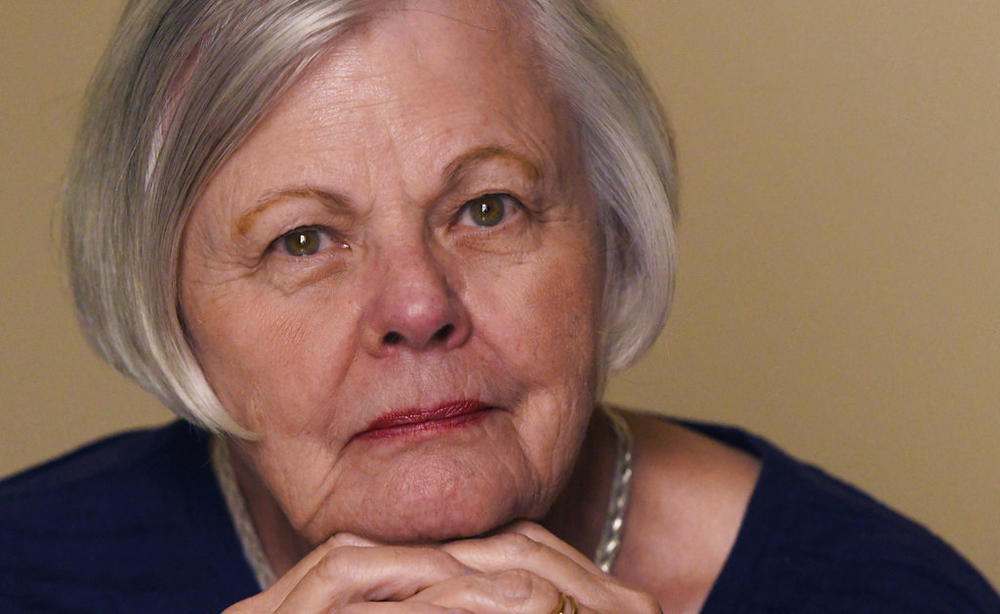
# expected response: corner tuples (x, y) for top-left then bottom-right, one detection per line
(1, 0), (997, 588)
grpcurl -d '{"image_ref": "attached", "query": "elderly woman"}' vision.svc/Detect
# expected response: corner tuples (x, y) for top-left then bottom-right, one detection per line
(1, 0), (997, 612)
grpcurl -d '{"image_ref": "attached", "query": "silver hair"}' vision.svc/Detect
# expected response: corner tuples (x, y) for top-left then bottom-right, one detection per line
(64, 0), (676, 435)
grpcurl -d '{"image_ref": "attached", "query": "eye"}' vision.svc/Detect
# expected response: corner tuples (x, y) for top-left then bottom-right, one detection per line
(274, 226), (337, 257)
(458, 193), (518, 228)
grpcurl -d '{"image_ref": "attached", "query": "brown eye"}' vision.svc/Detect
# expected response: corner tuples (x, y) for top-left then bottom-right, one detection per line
(280, 228), (322, 256)
(462, 194), (511, 227)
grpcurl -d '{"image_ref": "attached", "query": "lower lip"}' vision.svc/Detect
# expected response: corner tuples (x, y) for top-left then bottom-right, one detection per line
(357, 401), (492, 441)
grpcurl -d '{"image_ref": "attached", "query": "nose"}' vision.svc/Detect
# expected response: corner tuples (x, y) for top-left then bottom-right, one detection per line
(361, 242), (471, 357)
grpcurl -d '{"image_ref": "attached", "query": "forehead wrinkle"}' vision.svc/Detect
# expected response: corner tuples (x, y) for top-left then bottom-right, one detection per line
(319, 3), (547, 197)
(372, 0), (517, 34)
(234, 187), (351, 236)
(389, 7), (500, 34)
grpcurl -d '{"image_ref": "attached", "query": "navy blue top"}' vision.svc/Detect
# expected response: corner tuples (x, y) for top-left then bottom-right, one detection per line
(1, 420), (997, 613)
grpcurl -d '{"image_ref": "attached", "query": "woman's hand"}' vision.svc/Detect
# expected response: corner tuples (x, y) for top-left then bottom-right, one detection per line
(420, 521), (661, 614)
(223, 521), (662, 613)
(221, 533), (469, 613)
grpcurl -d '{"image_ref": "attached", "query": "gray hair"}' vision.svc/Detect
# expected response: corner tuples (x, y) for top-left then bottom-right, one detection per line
(64, 0), (676, 435)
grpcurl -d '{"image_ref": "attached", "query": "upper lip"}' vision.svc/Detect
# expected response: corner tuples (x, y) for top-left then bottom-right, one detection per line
(361, 399), (488, 433)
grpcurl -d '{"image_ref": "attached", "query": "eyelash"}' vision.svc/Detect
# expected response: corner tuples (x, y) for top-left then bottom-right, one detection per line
(455, 193), (524, 228)
(269, 225), (342, 258)
(267, 192), (525, 257)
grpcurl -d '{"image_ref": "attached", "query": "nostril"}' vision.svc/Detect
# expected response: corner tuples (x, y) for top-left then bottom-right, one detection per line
(432, 324), (454, 342)
(379, 324), (455, 349)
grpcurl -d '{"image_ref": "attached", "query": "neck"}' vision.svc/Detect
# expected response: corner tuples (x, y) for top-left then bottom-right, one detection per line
(225, 441), (310, 579)
(541, 408), (619, 565)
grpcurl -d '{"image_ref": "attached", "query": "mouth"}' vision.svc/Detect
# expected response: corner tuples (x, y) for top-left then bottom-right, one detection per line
(355, 399), (492, 441)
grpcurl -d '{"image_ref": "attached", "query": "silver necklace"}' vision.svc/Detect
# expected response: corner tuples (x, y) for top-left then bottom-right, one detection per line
(211, 439), (277, 589)
(211, 405), (633, 588)
(594, 404), (634, 573)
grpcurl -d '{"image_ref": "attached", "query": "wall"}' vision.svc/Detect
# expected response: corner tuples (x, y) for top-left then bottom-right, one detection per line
(1, 0), (997, 587)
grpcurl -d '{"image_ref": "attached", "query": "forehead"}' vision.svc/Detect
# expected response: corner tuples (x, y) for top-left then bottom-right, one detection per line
(207, 0), (571, 196)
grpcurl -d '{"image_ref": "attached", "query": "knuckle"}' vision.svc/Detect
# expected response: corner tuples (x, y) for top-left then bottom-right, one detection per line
(507, 519), (543, 537)
(494, 532), (542, 558)
(316, 546), (357, 581)
(489, 568), (539, 604)
(424, 545), (465, 573)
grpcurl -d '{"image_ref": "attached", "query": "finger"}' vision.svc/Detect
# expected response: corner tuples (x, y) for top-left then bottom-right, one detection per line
(261, 532), (394, 607)
(443, 531), (597, 588)
(408, 568), (563, 614)
(337, 603), (471, 614)
(274, 544), (469, 613)
(444, 528), (660, 614)
(331, 531), (384, 547)
(500, 521), (602, 572)
(249, 534), (348, 608)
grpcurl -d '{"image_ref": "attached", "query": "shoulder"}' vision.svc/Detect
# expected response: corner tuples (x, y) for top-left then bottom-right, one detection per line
(0, 421), (257, 612)
(0, 421), (214, 537)
(646, 416), (1000, 613)
(614, 412), (762, 612)
(1, 421), (201, 495)
(0, 421), (208, 535)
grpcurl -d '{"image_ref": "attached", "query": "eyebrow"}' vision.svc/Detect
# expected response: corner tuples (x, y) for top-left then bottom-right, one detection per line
(235, 146), (542, 236)
(442, 145), (543, 188)
(235, 187), (349, 236)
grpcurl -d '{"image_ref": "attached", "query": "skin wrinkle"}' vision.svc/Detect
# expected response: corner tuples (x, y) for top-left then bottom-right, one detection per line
(392, 6), (502, 34)
(443, 146), (543, 187)
(235, 187), (352, 238)
(166, 3), (762, 608)
(309, 357), (529, 539)
(180, 2), (603, 562)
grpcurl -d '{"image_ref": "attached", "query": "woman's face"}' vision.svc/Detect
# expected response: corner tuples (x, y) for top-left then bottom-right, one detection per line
(180, 1), (604, 546)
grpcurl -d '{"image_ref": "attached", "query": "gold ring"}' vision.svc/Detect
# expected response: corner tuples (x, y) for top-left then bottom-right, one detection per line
(549, 591), (579, 614)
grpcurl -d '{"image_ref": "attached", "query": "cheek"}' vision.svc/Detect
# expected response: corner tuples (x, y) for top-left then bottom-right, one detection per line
(470, 244), (602, 491)
(469, 234), (603, 387)
(183, 280), (359, 431)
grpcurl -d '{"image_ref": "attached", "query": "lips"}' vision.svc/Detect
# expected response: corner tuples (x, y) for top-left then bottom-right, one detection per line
(356, 399), (491, 441)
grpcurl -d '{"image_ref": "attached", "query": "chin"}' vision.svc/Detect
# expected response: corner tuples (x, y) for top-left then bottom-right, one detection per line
(368, 505), (513, 545)
(334, 453), (542, 545)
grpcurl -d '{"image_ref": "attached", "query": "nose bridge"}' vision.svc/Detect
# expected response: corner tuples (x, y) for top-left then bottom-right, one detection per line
(381, 233), (449, 311)
(363, 225), (470, 355)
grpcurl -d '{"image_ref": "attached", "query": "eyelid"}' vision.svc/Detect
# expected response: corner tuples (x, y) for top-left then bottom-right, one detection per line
(455, 192), (524, 227)
(268, 225), (344, 256)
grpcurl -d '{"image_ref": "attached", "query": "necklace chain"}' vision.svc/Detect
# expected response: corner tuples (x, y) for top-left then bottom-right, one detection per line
(594, 404), (633, 573)
(211, 439), (278, 588)
(211, 405), (633, 588)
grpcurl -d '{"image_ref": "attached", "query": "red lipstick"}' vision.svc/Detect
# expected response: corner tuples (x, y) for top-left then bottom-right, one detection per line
(357, 399), (490, 441)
